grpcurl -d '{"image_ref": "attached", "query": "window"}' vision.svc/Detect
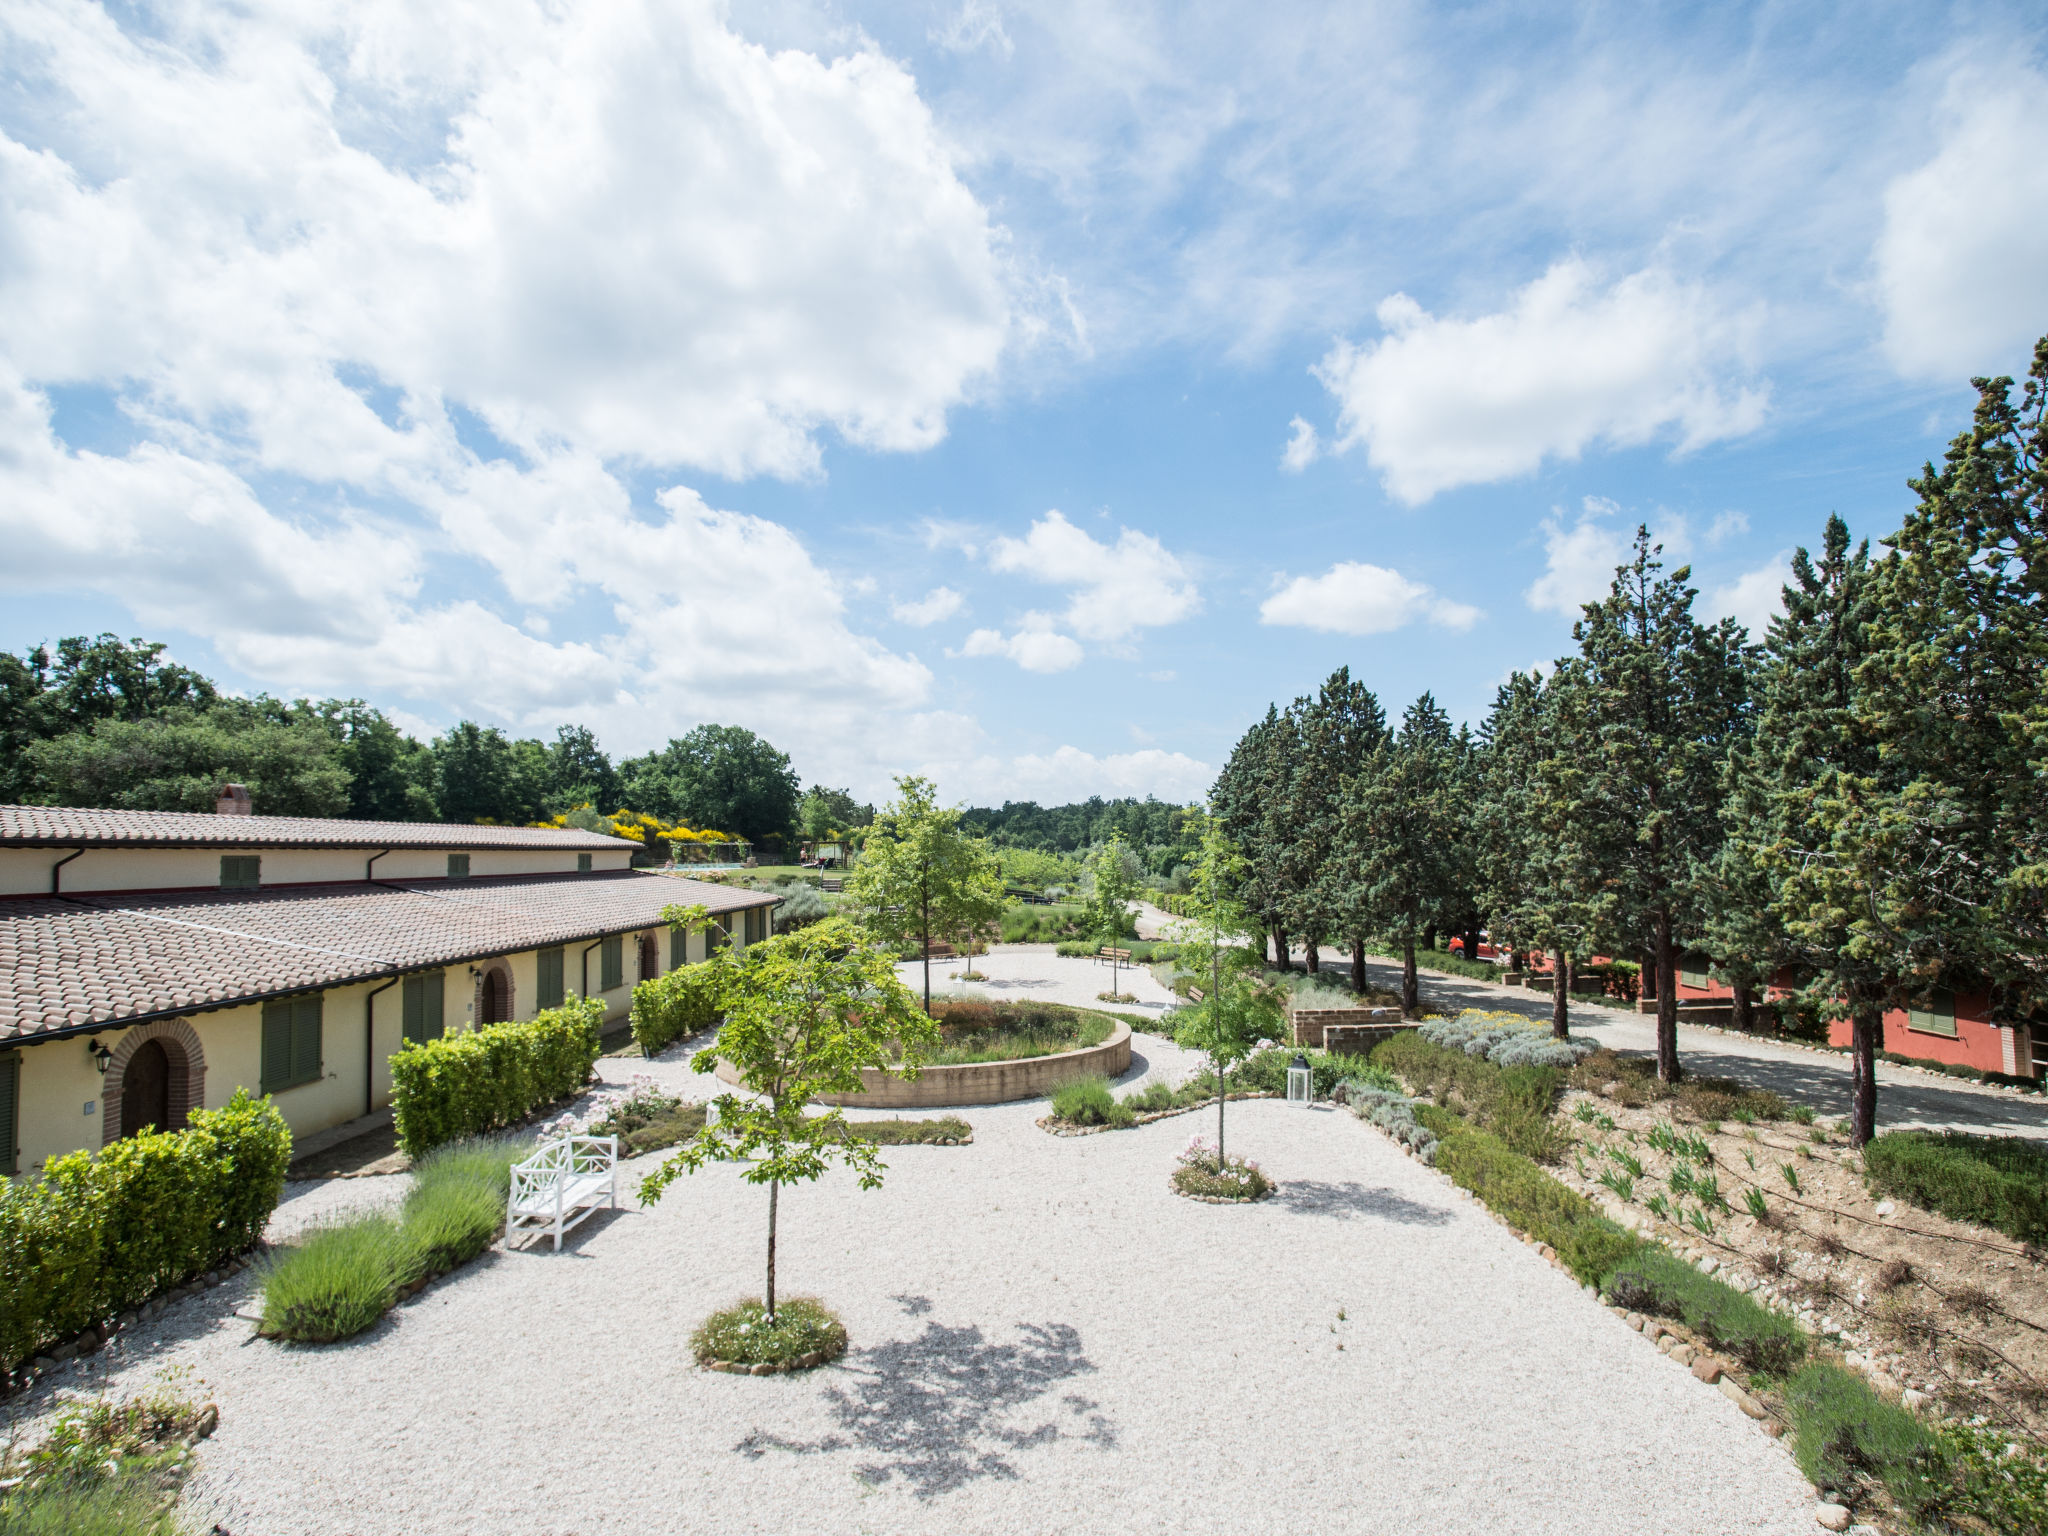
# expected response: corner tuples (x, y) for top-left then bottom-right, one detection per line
(707, 917), (730, 955)
(600, 935), (623, 991)
(0, 1050), (17, 1177)
(447, 853), (471, 880)
(744, 906), (767, 945)
(220, 855), (261, 891)
(577, 853), (592, 873)
(402, 972), (445, 1046)
(536, 947), (566, 1010)
(260, 995), (323, 1092)
(1907, 989), (1958, 1038)
(670, 924), (689, 968)
(1679, 959), (1711, 989)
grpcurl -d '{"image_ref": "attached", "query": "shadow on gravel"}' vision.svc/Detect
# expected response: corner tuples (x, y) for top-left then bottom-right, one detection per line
(735, 1307), (1116, 1497)
(1272, 1181), (1452, 1225)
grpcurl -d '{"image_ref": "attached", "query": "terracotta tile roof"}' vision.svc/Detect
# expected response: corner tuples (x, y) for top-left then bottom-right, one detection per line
(0, 871), (773, 1042)
(0, 805), (630, 851)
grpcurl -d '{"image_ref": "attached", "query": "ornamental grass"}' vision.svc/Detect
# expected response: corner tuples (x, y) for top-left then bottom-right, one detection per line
(691, 1296), (847, 1371)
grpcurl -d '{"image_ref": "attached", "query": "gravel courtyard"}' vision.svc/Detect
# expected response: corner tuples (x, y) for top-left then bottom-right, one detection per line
(26, 1071), (1815, 1535)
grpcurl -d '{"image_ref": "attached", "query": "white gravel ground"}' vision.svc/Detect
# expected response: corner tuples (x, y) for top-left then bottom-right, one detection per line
(895, 940), (1182, 1017)
(19, 1074), (1815, 1535)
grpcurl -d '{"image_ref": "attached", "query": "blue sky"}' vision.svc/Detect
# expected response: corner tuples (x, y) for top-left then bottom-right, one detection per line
(3, 1), (2045, 805)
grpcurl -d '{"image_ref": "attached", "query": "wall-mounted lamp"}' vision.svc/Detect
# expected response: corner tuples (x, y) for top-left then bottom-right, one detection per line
(89, 1040), (113, 1074)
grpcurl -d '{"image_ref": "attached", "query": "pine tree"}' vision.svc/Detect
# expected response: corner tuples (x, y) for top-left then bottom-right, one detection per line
(1344, 694), (1462, 1017)
(1287, 669), (1389, 992)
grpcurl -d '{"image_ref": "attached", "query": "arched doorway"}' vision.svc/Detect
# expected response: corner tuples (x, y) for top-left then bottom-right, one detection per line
(121, 1039), (171, 1138)
(479, 967), (512, 1024)
(639, 933), (659, 984)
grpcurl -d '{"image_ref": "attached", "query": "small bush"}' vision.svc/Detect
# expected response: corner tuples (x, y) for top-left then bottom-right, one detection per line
(630, 963), (722, 1056)
(1171, 1136), (1273, 1201)
(0, 1090), (290, 1369)
(390, 998), (603, 1157)
(1862, 1131), (2048, 1244)
(768, 880), (829, 932)
(1049, 1073), (1134, 1127)
(1603, 1246), (1807, 1374)
(1435, 1126), (1640, 1285)
(257, 1215), (411, 1343)
(1422, 1012), (1596, 1069)
(827, 1116), (972, 1146)
(691, 1296), (846, 1369)
(1783, 1362), (1954, 1521)
(1373, 1029), (1568, 1162)
(1340, 1083), (1439, 1162)
(401, 1138), (520, 1273)
(0, 1478), (181, 1536)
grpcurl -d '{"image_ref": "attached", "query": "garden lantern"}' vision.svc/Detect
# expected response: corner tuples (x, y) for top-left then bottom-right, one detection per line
(1287, 1052), (1313, 1107)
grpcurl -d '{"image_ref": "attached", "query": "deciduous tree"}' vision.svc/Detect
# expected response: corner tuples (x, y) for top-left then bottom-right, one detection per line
(846, 775), (1005, 1012)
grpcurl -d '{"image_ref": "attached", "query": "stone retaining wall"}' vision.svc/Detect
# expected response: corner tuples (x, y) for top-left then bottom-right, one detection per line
(1291, 1007), (1407, 1049)
(714, 1021), (1132, 1109)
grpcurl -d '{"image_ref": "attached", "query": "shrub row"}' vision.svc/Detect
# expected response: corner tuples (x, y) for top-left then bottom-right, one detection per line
(630, 964), (723, 1057)
(1431, 1123), (1643, 1286)
(1861, 1130), (2048, 1244)
(1375, 1027), (1570, 1162)
(389, 998), (603, 1158)
(257, 1137), (524, 1343)
(0, 1090), (291, 1369)
(1420, 1012), (1596, 1070)
(1603, 1245), (1806, 1374)
(1338, 1083), (1439, 1161)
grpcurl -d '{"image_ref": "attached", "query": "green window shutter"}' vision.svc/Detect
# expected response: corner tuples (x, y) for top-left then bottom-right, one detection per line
(577, 853), (592, 873)
(447, 853), (470, 880)
(291, 995), (323, 1086)
(260, 1001), (293, 1092)
(0, 1052), (18, 1177)
(708, 917), (729, 954)
(537, 947), (565, 1010)
(402, 973), (445, 1045)
(601, 935), (623, 991)
(221, 855), (261, 891)
(670, 925), (686, 968)
(1908, 989), (1958, 1037)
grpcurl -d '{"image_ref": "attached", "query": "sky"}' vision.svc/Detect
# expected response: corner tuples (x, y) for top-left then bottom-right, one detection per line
(3, 0), (2046, 807)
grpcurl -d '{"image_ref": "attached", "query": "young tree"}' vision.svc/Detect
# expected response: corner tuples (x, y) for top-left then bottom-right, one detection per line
(1547, 529), (1752, 1078)
(640, 916), (937, 1319)
(1171, 812), (1286, 1168)
(1343, 695), (1463, 1018)
(846, 775), (1006, 1012)
(1087, 831), (1142, 996)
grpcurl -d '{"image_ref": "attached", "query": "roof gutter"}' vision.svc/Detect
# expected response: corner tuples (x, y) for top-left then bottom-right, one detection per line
(364, 975), (399, 1118)
(581, 939), (603, 999)
(49, 848), (85, 895)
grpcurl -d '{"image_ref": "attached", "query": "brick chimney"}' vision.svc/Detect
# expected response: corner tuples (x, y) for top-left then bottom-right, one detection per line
(215, 782), (252, 816)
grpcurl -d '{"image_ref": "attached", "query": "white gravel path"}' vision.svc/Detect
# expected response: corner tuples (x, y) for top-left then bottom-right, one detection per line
(895, 941), (1182, 1018)
(19, 1087), (1815, 1535)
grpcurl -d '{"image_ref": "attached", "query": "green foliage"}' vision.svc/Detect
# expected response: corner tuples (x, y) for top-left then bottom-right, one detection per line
(1783, 1362), (1952, 1521)
(0, 1090), (289, 1368)
(631, 950), (722, 1057)
(846, 774), (1007, 1010)
(0, 1479), (180, 1536)
(1371, 1029), (1568, 1162)
(1049, 1073), (1133, 1127)
(616, 723), (801, 850)
(25, 704), (353, 816)
(690, 1296), (847, 1369)
(928, 1010), (1111, 1065)
(1433, 1125), (1641, 1285)
(388, 998), (603, 1157)
(820, 1116), (972, 1146)
(1862, 1131), (2048, 1244)
(1604, 1246), (1807, 1374)
(401, 1139), (519, 1273)
(798, 784), (873, 843)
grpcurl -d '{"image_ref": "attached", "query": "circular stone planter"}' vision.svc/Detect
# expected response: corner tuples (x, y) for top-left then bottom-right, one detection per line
(702, 1351), (834, 1375)
(715, 1020), (1131, 1109)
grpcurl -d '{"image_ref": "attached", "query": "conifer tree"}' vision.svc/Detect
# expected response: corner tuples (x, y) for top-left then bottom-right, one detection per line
(1344, 694), (1462, 1017)
(1288, 669), (1389, 992)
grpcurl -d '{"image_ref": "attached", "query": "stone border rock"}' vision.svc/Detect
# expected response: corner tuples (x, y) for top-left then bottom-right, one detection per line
(720, 1020), (1131, 1109)
(1172, 1182), (1278, 1205)
(701, 1348), (840, 1376)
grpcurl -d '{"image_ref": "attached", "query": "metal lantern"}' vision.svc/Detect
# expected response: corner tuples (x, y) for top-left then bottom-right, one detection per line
(1286, 1052), (1313, 1107)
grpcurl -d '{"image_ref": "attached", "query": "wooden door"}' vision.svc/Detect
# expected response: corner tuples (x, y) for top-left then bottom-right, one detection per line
(121, 1039), (171, 1138)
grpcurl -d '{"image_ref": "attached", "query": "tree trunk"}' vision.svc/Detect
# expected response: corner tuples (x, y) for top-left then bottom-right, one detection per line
(1552, 946), (1570, 1038)
(765, 1178), (779, 1320)
(1732, 979), (1755, 1033)
(1422, 923), (1436, 953)
(1463, 925), (1482, 969)
(1351, 936), (1366, 995)
(1272, 924), (1291, 972)
(1214, 943), (1225, 1167)
(1305, 934), (1320, 974)
(1849, 995), (1881, 1148)
(1655, 911), (1679, 1082)
(1401, 935), (1419, 1018)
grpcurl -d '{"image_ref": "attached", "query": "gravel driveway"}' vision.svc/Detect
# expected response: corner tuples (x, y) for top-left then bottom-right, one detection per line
(23, 1086), (1813, 1535)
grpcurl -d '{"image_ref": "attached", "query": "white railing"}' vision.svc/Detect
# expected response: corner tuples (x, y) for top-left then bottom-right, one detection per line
(506, 1134), (618, 1251)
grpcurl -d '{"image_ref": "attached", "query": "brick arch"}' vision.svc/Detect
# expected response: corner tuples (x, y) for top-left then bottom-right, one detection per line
(474, 959), (516, 1025)
(102, 1018), (207, 1147)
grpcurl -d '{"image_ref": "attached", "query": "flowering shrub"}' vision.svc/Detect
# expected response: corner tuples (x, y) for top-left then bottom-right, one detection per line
(389, 998), (603, 1157)
(1170, 1135), (1274, 1201)
(690, 1295), (846, 1370)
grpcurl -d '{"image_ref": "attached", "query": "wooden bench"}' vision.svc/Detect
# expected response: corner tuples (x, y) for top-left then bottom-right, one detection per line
(507, 1135), (619, 1251)
(1096, 947), (1133, 964)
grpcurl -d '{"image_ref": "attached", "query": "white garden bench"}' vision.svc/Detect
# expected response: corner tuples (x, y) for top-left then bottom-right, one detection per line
(506, 1135), (618, 1250)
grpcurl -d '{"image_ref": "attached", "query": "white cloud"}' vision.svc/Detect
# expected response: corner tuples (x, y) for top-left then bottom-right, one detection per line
(1259, 561), (1480, 636)
(931, 1), (1014, 58)
(892, 586), (967, 626)
(929, 745), (1213, 804)
(986, 509), (1198, 643)
(957, 625), (1085, 673)
(1705, 510), (1751, 546)
(1280, 415), (1320, 472)
(1875, 70), (2048, 380)
(1710, 554), (1792, 640)
(0, 0), (1022, 771)
(1311, 259), (1770, 503)
(1523, 496), (1695, 618)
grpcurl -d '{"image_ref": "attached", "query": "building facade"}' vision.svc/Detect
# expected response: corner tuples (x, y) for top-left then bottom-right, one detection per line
(0, 803), (777, 1176)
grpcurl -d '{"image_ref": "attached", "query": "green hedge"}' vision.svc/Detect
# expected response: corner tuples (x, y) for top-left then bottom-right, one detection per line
(0, 1090), (290, 1369)
(1862, 1130), (2048, 1244)
(1373, 1030), (1568, 1162)
(630, 964), (723, 1057)
(389, 999), (603, 1157)
(1432, 1124), (1642, 1285)
(1603, 1245), (1806, 1374)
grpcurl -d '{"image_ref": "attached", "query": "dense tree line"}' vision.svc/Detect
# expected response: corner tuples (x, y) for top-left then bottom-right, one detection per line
(1215, 339), (2048, 1146)
(958, 796), (1200, 876)
(0, 639), (808, 849)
